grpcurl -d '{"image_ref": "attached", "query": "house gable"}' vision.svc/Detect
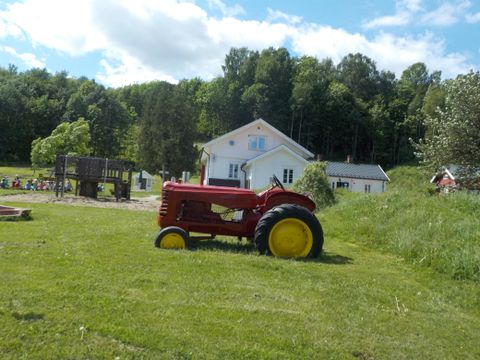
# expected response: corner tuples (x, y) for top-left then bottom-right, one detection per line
(245, 145), (309, 167)
(202, 119), (313, 162)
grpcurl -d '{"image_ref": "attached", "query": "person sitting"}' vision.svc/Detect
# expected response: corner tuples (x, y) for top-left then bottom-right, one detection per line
(12, 175), (21, 188)
(24, 180), (32, 190)
(0, 176), (8, 189)
(65, 180), (72, 192)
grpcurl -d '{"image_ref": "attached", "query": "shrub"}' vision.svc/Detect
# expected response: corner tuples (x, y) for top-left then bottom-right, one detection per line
(293, 161), (335, 210)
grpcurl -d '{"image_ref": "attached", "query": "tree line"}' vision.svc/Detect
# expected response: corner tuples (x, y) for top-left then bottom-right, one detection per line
(2, 47), (473, 177)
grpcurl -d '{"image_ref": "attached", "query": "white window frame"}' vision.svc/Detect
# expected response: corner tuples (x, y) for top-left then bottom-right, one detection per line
(283, 168), (294, 184)
(248, 135), (266, 151)
(228, 163), (239, 179)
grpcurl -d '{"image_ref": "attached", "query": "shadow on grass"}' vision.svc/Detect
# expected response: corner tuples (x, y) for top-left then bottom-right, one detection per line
(312, 251), (353, 265)
(191, 239), (353, 265)
(12, 311), (44, 322)
(192, 239), (256, 254)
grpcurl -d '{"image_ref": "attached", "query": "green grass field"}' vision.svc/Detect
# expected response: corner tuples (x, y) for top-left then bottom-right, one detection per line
(323, 166), (480, 282)
(1, 166), (479, 359)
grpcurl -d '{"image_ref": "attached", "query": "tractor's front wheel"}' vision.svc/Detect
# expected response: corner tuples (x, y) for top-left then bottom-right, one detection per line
(154, 226), (190, 250)
(254, 204), (323, 258)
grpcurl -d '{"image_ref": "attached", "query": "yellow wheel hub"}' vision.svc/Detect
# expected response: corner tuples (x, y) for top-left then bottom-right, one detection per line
(160, 233), (186, 249)
(268, 218), (313, 257)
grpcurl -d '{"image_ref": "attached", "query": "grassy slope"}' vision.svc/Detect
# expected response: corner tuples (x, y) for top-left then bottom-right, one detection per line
(1, 201), (479, 359)
(322, 166), (480, 282)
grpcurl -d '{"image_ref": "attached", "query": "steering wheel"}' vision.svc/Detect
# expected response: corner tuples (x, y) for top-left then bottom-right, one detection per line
(272, 174), (285, 191)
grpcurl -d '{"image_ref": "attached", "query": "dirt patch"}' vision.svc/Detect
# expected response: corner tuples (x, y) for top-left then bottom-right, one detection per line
(0, 193), (160, 211)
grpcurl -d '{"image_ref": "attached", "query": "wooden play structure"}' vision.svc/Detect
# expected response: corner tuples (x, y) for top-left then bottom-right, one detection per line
(54, 155), (134, 201)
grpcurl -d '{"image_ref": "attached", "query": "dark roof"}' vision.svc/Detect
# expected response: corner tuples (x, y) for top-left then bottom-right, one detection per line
(443, 165), (480, 178)
(326, 162), (390, 181)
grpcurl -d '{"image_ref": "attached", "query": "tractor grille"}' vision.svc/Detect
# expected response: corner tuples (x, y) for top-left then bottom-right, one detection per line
(159, 189), (169, 216)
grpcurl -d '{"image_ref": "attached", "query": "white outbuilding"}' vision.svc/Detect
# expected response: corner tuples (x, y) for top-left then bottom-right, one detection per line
(326, 161), (390, 193)
(133, 170), (155, 192)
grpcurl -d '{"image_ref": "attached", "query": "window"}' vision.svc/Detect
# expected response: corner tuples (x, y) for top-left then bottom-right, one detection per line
(331, 182), (335, 189)
(229, 163), (239, 179)
(258, 136), (266, 150)
(283, 169), (294, 184)
(336, 181), (349, 189)
(248, 135), (266, 150)
(364, 184), (371, 193)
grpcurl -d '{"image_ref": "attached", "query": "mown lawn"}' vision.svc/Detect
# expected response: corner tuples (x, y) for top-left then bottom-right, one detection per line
(1, 202), (479, 359)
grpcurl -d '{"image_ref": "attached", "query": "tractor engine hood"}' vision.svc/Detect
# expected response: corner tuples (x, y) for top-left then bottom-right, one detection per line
(162, 181), (258, 209)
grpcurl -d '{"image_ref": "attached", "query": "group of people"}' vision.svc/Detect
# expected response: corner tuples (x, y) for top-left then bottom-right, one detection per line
(0, 175), (72, 192)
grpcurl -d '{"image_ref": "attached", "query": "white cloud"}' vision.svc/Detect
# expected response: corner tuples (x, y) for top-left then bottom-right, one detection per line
(206, 0), (245, 17)
(363, 0), (424, 29)
(1, 46), (46, 68)
(0, 17), (22, 38)
(0, 0), (105, 54)
(0, 0), (475, 86)
(465, 11), (480, 23)
(267, 8), (302, 25)
(363, 11), (411, 29)
(421, 1), (471, 26)
(291, 27), (473, 78)
(97, 50), (177, 87)
(402, 0), (424, 13)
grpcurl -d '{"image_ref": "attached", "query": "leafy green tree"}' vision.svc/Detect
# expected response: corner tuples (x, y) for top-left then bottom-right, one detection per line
(292, 161), (335, 210)
(415, 72), (480, 174)
(337, 53), (380, 101)
(242, 47), (293, 133)
(118, 124), (140, 163)
(138, 82), (197, 177)
(291, 56), (334, 151)
(31, 118), (91, 167)
(64, 80), (134, 158)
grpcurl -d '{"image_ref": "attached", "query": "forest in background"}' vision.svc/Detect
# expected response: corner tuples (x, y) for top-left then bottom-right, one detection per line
(0, 47), (447, 176)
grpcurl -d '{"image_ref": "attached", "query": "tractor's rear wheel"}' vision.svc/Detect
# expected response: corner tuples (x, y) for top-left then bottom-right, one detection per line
(154, 226), (190, 250)
(254, 204), (323, 258)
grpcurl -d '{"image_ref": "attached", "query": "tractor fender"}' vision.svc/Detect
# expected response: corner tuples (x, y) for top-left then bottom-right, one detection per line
(262, 191), (315, 213)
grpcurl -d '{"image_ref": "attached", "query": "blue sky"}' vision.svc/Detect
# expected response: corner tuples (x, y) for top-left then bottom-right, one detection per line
(0, 0), (479, 87)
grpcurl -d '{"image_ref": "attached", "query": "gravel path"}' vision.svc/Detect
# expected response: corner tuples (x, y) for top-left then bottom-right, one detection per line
(0, 193), (160, 211)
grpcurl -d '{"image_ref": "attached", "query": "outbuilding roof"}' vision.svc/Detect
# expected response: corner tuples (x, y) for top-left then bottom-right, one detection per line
(326, 162), (390, 181)
(134, 170), (154, 179)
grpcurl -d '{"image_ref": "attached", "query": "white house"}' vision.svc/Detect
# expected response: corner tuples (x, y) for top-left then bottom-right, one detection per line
(201, 119), (314, 189)
(133, 170), (154, 192)
(326, 161), (390, 193)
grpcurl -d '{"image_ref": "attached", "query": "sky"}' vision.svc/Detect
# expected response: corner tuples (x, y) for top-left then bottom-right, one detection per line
(0, 0), (479, 88)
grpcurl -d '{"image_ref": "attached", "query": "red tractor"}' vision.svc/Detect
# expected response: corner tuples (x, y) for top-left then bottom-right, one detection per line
(155, 175), (323, 258)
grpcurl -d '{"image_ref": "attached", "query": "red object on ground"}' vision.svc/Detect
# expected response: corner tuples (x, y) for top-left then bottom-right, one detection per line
(0, 205), (31, 218)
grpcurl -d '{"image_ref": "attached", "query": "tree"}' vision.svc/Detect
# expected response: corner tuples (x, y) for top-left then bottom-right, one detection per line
(292, 161), (335, 210)
(242, 47), (293, 133)
(337, 53), (380, 101)
(31, 119), (91, 167)
(415, 72), (480, 174)
(291, 56), (335, 151)
(64, 80), (134, 158)
(138, 82), (197, 177)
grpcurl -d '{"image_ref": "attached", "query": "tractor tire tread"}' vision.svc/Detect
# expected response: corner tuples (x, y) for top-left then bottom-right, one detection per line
(254, 204), (323, 258)
(154, 226), (191, 249)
